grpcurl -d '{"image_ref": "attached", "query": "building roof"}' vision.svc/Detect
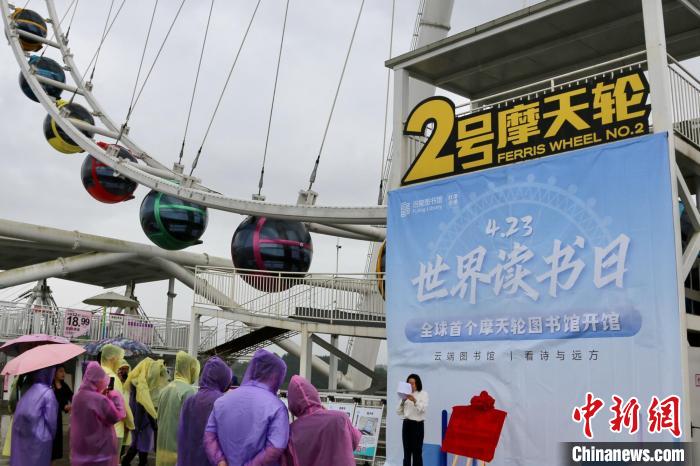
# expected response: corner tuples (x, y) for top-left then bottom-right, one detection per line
(386, 0), (700, 100)
(0, 235), (231, 288)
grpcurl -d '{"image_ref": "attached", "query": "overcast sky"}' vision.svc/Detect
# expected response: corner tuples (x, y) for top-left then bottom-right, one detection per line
(0, 0), (543, 320)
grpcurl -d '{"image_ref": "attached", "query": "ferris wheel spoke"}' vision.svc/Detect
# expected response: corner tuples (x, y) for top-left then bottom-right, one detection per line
(14, 28), (58, 48)
(1, 0), (389, 227)
(34, 74), (81, 95)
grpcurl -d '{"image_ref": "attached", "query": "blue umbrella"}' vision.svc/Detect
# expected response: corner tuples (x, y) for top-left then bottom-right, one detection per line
(84, 337), (154, 357)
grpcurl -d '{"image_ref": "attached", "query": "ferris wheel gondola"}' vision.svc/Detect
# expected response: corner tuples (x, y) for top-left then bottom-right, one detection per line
(80, 142), (138, 204)
(10, 8), (47, 52)
(231, 216), (313, 291)
(140, 190), (208, 251)
(19, 55), (65, 102)
(43, 99), (95, 154)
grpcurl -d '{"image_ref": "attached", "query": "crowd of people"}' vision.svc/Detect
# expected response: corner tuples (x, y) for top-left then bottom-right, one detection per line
(4, 346), (362, 466)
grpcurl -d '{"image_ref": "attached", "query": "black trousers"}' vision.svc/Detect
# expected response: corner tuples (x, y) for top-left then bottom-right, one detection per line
(121, 446), (149, 466)
(402, 419), (424, 466)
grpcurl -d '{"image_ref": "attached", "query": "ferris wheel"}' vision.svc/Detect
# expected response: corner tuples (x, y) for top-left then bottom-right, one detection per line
(0, 0), (405, 288)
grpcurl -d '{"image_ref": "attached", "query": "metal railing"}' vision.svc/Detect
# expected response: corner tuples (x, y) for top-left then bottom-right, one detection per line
(669, 56), (700, 149)
(0, 300), (217, 352)
(194, 267), (385, 325)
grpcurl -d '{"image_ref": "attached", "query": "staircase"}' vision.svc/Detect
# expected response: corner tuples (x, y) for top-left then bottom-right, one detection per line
(205, 326), (298, 360)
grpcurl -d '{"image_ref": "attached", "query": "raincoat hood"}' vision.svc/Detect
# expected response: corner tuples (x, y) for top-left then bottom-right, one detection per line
(119, 359), (130, 370)
(124, 358), (168, 419)
(288, 375), (323, 418)
(199, 357), (232, 392)
(176, 357), (232, 466)
(242, 349), (287, 393)
(81, 361), (109, 393)
(31, 366), (56, 386)
(100, 344), (125, 372)
(174, 351), (200, 384)
(70, 362), (126, 466)
(10, 368), (59, 466)
(283, 376), (360, 466)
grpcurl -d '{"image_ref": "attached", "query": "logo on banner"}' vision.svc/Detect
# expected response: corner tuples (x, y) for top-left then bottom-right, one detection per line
(401, 70), (650, 186)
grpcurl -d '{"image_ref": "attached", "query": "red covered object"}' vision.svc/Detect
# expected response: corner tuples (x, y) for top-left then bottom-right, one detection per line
(441, 391), (507, 462)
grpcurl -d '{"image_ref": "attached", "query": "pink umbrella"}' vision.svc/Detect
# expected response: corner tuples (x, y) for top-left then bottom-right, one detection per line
(0, 334), (70, 357)
(1, 343), (85, 376)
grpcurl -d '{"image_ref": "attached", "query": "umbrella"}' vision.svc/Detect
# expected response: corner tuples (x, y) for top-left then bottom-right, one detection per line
(0, 334), (70, 357)
(83, 291), (139, 308)
(84, 337), (154, 358)
(1, 343), (85, 376)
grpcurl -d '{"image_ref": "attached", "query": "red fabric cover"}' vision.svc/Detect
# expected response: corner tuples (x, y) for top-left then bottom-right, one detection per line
(441, 391), (507, 462)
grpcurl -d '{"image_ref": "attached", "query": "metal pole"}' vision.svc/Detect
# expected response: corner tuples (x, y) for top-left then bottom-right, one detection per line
(0, 218), (231, 268)
(300, 325), (312, 380)
(387, 68), (410, 190)
(329, 334), (339, 390)
(642, 0), (691, 438)
(188, 312), (201, 357)
(0, 252), (136, 288)
(166, 278), (176, 348)
(335, 238), (342, 276)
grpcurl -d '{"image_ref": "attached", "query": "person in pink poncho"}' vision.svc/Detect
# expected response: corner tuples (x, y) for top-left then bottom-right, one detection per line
(70, 361), (127, 466)
(282, 375), (361, 466)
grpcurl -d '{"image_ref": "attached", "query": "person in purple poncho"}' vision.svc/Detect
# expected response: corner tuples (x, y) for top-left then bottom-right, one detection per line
(176, 356), (232, 466)
(282, 375), (361, 466)
(70, 361), (127, 466)
(204, 349), (289, 466)
(10, 366), (58, 466)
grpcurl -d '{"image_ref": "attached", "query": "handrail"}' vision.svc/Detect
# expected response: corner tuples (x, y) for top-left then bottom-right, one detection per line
(0, 300), (217, 352)
(193, 266), (386, 325)
(458, 53), (648, 115)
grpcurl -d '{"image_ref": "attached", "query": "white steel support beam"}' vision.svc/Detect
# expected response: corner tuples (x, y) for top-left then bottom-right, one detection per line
(311, 223), (386, 242)
(299, 326), (312, 380)
(328, 334), (339, 390)
(306, 223), (382, 242)
(188, 313), (200, 357)
(388, 68), (410, 190)
(0, 252), (137, 288)
(166, 278), (176, 348)
(642, 0), (691, 438)
(0, 218), (231, 268)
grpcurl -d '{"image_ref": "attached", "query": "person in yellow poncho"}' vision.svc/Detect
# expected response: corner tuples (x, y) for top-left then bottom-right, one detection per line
(122, 358), (168, 466)
(155, 351), (200, 466)
(118, 359), (132, 458)
(100, 345), (135, 448)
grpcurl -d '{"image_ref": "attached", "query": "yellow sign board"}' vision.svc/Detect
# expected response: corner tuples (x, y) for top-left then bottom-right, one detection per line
(402, 70), (651, 186)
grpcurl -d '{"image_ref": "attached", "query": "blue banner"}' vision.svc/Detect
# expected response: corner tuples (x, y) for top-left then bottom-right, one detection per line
(386, 134), (684, 465)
